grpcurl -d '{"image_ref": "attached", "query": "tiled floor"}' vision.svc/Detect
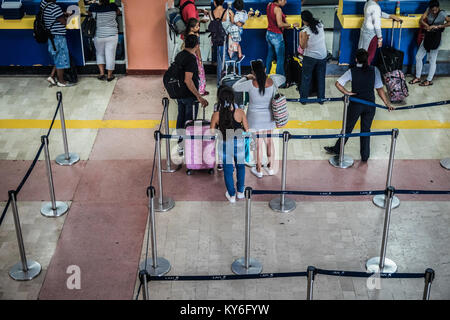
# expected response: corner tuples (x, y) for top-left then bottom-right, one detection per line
(0, 74), (449, 300)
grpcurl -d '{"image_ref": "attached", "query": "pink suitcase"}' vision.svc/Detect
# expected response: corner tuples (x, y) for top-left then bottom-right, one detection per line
(184, 108), (216, 175)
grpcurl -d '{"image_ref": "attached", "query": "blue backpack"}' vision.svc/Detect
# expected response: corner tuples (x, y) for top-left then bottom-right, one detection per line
(165, 0), (194, 36)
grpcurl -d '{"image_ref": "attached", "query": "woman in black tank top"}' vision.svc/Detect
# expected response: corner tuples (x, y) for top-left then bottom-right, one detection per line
(210, 86), (249, 203)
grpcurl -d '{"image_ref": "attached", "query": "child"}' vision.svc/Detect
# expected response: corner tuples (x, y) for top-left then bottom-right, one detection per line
(210, 86), (249, 203)
(227, 0), (248, 60)
(183, 18), (209, 96)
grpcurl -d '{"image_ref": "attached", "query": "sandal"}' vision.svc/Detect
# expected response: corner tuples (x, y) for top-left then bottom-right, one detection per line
(408, 78), (421, 85)
(419, 80), (433, 87)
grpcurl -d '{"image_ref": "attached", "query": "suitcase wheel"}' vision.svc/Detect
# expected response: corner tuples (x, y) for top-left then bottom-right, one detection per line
(208, 169), (214, 175)
(186, 169), (193, 176)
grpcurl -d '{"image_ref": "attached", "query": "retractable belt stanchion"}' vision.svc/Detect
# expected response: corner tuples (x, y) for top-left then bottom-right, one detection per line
(306, 266), (316, 300)
(329, 95), (354, 168)
(139, 270), (150, 300)
(373, 128), (400, 209)
(366, 186), (398, 273)
(140, 186), (171, 276)
(423, 268), (435, 300)
(232, 187), (263, 275)
(161, 98), (181, 173)
(40, 135), (69, 218)
(269, 131), (296, 213)
(8, 190), (42, 281)
(154, 130), (175, 212)
(440, 158), (450, 170)
(55, 92), (80, 166)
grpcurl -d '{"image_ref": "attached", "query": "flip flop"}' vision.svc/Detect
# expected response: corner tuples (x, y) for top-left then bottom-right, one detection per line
(408, 78), (421, 85)
(419, 81), (433, 87)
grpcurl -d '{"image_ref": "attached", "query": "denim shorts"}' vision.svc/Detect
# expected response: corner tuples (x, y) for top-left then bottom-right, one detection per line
(48, 35), (70, 69)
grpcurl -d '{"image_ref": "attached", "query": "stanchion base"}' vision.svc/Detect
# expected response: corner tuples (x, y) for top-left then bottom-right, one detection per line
(9, 260), (42, 281)
(366, 257), (397, 274)
(155, 198), (175, 213)
(329, 155), (354, 169)
(372, 195), (400, 209)
(55, 153), (80, 166)
(162, 164), (182, 173)
(139, 257), (171, 277)
(40, 201), (69, 217)
(440, 158), (450, 170)
(269, 197), (296, 213)
(231, 257), (263, 275)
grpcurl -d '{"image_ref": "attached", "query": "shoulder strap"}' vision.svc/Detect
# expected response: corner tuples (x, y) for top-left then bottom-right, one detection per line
(429, 11), (440, 26)
(180, 0), (194, 13)
(220, 9), (227, 21)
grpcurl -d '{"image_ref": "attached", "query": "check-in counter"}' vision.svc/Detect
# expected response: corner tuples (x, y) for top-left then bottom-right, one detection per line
(334, 0), (429, 65)
(0, 0), (127, 68)
(213, 0), (302, 67)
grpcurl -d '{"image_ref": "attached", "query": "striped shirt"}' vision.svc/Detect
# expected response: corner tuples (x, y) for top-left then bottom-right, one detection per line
(40, 0), (66, 36)
(89, 3), (118, 38)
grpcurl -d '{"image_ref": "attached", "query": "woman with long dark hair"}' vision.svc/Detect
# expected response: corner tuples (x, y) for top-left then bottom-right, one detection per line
(299, 10), (327, 103)
(232, 60), (285, 178)
(88, 0), (121, 81)
(210, 86), (249, 203)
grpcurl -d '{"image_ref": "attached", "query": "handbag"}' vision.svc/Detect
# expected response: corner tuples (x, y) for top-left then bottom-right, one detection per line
(423, 12), (443, 52)
(82, 12), (96, 38)
(271, 82), (289, 128)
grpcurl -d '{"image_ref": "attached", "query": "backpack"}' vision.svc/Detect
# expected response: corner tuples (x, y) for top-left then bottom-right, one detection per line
(33, 3), (55, 45)
(163, 58), (187, 99)
(208, 9), (227, 47)
(165, 0), (194, 36)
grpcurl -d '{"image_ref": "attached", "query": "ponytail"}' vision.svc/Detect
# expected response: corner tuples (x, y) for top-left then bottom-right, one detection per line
(251, 60), (267, 95)
(217, 86), (236, 140)
(301, 10), (321, 35)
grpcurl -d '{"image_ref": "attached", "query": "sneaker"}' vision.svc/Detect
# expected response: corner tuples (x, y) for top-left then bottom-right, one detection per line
(225, 191), (236, 203)
(56, 81), (76, 87)
(47, 76), (56, 86)
(237, 191), (245, 199)
(263, 167), (275, 176)
(251, 167), (263, 178)
(217, 164), (223, 171)
(324, 146), (338, 155)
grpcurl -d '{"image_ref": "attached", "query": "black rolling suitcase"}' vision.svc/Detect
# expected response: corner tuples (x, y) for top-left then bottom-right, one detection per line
(219, 60), (248, 108)
(377, 21), (404, 75)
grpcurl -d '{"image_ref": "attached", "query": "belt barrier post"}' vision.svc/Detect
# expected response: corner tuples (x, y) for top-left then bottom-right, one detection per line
(306, 266), (316, 300)
(139, 270), (150, 300)
(232, 187), (263, 275)
(155, 130), (175, 212)
(329, 95), (354, 168)
(269, 131), (296, 213)
(440, 158), (450, 170)
(8, 190), (42, 281)
(423, 268), (435, 300)
(373, 129), (400, 209)
(366, 186), (398, 273)
(161, 98), (181, 173)
(55, 92), (80, 166)
(40, 135), (69, 218)
(139, 186), (171, 276)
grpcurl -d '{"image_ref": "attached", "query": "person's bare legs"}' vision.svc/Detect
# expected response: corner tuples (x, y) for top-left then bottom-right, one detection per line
(50, 66), (56, 78)
(256, 138), (264, 173)
(107, 69), (113, 79)
(98, 64), (105, 76)
(264, 132), (274, 168)
(237, 44), (243, 60)
(56, 68), (65, 84)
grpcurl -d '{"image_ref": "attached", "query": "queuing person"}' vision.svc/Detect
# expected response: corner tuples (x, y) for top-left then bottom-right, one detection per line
(358, 0), (403, 65)
(265, 0), (299, 79)
(227, 0), (248, 61)
(88, 0), (121, 81)
(299, 10), (327, 104)
(324, 49), (394, 162)
(211, 0), (235, 86)
(233, 59), (285, 178)
(410, 0), (449, 87)
(184, 18), (208, 96)
(41, 0), (76, 87)
(174, 34), (209, 155)
(210, 86), (249, 203)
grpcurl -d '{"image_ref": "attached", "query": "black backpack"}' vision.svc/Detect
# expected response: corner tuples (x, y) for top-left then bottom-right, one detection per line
(33, 3), (55, 45)
(163, 59), (187, 99)
(208, 10), (227, 47)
